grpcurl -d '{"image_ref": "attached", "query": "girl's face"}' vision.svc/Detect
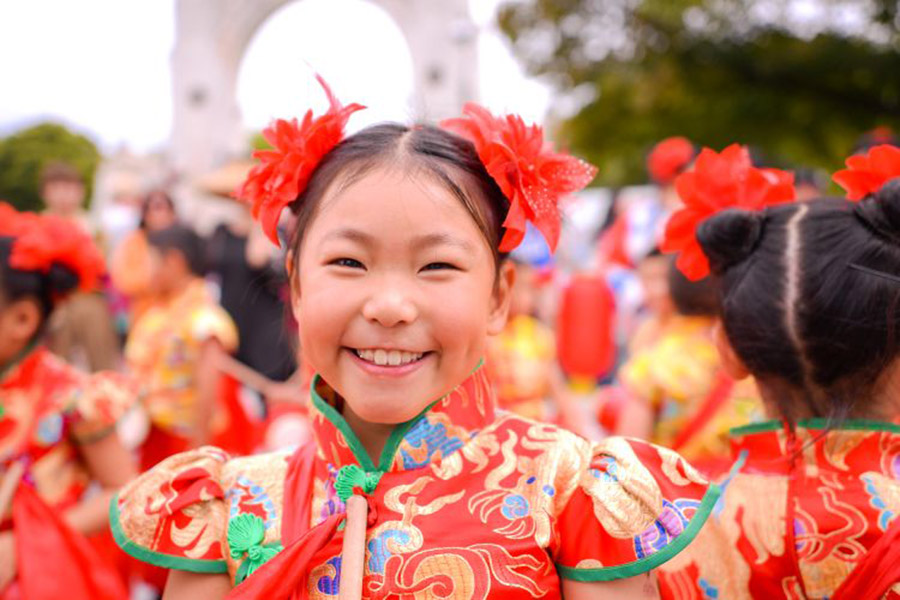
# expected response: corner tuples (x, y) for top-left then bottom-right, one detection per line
(294, 166), (513, 425)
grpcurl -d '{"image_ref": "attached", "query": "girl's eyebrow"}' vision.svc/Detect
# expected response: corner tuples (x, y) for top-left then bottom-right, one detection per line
(411, 232), (475, 252)
(321, 227), (373, 246)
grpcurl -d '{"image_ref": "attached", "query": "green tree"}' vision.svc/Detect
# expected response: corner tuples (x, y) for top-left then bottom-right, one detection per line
(498, 0), (900, 186)
(0, 122), (101, 211)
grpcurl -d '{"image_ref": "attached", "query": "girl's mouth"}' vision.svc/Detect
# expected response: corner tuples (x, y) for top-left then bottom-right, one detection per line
(346, 347), (431, 376)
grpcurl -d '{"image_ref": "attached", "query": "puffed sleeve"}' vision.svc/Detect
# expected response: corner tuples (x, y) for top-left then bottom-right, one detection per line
(554, 436), (720, 581)
(110, 446), (231, 573)
(68, 371), (139, 443)
(190, 304), (239, 354)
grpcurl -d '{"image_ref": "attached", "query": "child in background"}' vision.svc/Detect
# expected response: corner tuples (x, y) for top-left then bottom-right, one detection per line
(658, 144), (900, 599)
(0, 204), (136, 599)
(125, 224), (239, 470)
(111, 79), (717, 599)
(485, 259), (556, 421)
(617, 257), (763, 472)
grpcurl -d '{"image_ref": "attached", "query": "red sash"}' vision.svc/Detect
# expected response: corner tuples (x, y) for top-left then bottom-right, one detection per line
(227, 443), (343, 599)
(671, 370), (735, 452)
(831, 516), (900, 600)
(4, 485), (127, 600)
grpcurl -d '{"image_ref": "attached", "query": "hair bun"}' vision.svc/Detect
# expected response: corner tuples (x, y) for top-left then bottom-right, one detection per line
(855, 178), (900, 245)
(696, 208), (764, 274)
(46, 263), (80, 298)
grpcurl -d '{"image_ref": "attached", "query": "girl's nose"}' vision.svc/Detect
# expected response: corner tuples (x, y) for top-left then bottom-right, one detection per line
(361, 281), (418, 327)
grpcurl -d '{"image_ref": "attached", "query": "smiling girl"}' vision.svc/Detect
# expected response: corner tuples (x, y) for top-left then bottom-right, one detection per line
(111, 79), (717, 599)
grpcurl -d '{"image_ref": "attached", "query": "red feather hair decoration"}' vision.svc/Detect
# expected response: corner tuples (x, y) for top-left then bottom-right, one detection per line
(441, 103), (597, 253)
(0, 202), (105, 292)
(648, 137), (695, 184)
(236, 75), (366, 246)
(661, 144), (796, 281)
(833, 144), (900, 201)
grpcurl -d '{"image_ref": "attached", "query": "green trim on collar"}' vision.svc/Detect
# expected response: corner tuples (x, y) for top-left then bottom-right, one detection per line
(109, 494), (229, 574)
(308, 359), (486, 472)
(730, 418), (900, 438)
(556, 482), (722, 582)
(309, 381), (377, 471)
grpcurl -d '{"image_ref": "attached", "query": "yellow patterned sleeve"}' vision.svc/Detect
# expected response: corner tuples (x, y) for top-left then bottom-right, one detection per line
(69, 371), (140, 443)
(190, 305), (239, 353)
(554, 437), (719, 581)
(110, 446), (231, 573)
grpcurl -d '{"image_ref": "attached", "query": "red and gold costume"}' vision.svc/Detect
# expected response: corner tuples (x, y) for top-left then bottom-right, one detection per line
(486, 314), (555, 421)
(1, 345), (134, 598)
(659, 420), (900, 599)
(112, 366), (718, 597)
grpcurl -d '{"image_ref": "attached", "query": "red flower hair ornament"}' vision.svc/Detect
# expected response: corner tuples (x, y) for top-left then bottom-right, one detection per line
(441, 103), (597, 253)
(0, 202), (105, 292)
(661, 144), (796, 281)
(236, 75), (366, 246)
(648, 137), (695, 184)
(833, 144), (900, 201)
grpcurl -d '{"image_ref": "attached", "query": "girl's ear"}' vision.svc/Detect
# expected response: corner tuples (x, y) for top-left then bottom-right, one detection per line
(487, 260), (515, 336)
(286, 250), (301, 321)
(714, 320), (750, 380)
(2, 298), (42, 348)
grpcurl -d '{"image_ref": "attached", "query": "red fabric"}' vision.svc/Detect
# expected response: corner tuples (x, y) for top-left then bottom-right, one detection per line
(833, 143), (900, 201)
(596, 215), (633, 268)
(832, 514), (900, 600)
(140, 424), (191, 471)
(211, 375), (261, 456)
(441, 104), (597, 252)
(661, 145), (795, 281)
(226, 443), (339, 600)
(11, 485), (127, 600)
(237, 75), (365, 246)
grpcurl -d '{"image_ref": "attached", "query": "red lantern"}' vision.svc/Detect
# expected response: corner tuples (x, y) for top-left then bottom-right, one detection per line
(556, 274), (616, 382)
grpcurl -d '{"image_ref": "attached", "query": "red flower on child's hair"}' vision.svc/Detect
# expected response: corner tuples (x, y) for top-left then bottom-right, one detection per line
(441, 103), (597, 253)
(833, 144), (900, 201)
(647, 137), (695, 184)
(0, 202), (105, 292)
(237, 75), (365, 246)
(661, 144), (795, 281)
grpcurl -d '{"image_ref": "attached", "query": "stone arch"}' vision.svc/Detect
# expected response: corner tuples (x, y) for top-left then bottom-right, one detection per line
(170, 0), (478, 178)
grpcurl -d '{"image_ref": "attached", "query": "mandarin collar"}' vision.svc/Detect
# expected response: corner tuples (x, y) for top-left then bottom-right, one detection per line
(308, 363), (495, 474)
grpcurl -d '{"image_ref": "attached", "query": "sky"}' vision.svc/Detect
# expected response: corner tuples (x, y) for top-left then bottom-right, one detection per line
(0, 0), (550, 154)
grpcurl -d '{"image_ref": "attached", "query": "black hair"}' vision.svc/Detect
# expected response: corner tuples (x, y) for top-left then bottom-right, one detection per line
(667, 259), (718, 317)
(287, 123), (511, 270)
(0, 237), (79, 325)
(146, 224), (206, 276)
(696, 178), (900, 423)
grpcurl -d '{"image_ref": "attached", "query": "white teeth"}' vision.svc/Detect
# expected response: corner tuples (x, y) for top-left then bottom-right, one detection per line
(355, 348), (423, 366)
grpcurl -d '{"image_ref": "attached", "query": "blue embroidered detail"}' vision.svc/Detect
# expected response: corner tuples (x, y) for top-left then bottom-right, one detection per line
(500, 494), (530, 519)
(633, 498), (699, 558)
(366, 529), (411, 574)
(399, 417), (464, 469)
(316, 556), (342, 595)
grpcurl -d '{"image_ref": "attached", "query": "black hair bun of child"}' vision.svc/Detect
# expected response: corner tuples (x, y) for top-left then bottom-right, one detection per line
(46, 263), (80, 298)
(856, 178), (900, 246)
(696, 208), (765, 274)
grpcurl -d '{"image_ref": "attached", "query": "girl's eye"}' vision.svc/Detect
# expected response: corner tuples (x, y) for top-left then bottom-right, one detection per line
(330, 258), (365, 269)
(421, 262), (458, 272)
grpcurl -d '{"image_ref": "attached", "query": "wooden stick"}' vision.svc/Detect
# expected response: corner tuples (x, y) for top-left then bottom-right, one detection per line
(0, 461), (25, 519)
(338, 495), (368, 600)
